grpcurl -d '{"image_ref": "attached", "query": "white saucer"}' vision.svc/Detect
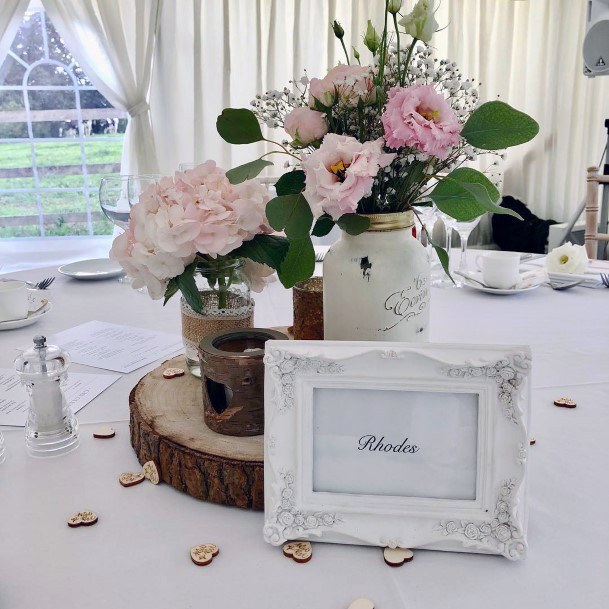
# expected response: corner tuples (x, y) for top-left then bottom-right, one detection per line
(0, 293), (52, 330)
(58, 258), (124, 280)
(460, 272), (542, 295)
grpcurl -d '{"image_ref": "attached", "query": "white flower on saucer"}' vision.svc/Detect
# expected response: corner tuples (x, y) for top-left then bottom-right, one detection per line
(546, 242), (588, 274)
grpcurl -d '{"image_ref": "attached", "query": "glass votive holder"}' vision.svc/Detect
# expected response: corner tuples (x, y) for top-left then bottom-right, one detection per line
(293, 277), (323, 340)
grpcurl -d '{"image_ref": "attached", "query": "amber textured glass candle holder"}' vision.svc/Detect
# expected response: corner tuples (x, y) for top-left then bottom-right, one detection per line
(293, 277), (324, 340)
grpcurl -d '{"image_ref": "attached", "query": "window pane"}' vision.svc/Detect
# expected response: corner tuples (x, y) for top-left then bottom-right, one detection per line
(0, 92), (26, 137)
(0, 175), (35, 190)
(34, 141), (83, 166)
(28, 64), (72, 86)
(80, 90), (113, 109)
(28, 89), (76, 111)
(0, 189), (40, 238)
(0, 55), (26, 86)
(12, 12), (44, 64)
(84, 138), (124, 164)
(38, 171), (85, 191)
(0, 122), (28, 139)
(0, 142), (33, 169)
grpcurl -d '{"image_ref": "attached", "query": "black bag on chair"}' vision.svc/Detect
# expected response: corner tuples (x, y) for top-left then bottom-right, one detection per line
(491, 196), (557, 253)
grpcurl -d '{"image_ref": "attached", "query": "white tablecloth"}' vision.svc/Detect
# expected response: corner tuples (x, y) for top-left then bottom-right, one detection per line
(1, 262), (608, 609)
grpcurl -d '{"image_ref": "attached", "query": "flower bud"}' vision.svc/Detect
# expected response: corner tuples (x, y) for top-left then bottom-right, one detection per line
(332, 20), (345, 40)
(387, 0), (403, 15)
(363, 20), (381, 56)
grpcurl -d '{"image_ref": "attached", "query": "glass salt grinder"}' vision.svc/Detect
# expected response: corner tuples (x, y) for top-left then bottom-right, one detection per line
(15, 335), (79, 457)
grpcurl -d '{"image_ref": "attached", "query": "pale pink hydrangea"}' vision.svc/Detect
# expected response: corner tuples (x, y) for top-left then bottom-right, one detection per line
(302, 134), (395, 220)
(242, 260), (276, 293)
(110, 161), (273, 298)
(308, 64), (375, 108)
(381, 84), (462, 160)
(284, 107), (328, 145)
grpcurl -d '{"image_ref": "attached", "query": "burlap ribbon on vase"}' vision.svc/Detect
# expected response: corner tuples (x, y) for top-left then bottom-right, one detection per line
(180, 291), (254, 354)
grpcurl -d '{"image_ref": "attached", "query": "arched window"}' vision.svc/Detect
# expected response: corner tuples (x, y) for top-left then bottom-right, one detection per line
(0, 5), (127, 237)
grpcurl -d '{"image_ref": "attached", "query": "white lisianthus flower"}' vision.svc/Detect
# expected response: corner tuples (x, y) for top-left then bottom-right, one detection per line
(546, 242), (589, 274)
(399, 0), (438, 43)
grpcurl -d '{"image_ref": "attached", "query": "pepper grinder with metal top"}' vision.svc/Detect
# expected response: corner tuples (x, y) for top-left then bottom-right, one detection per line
(15, 335), (79, 457)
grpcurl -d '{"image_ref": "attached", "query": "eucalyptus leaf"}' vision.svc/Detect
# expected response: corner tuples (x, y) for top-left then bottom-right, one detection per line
(336, 213), (370, 235)
(176, 263), (202, 313)
(432, 244), (453, 283)
(430, 167), (522, 221)
(216, 108), (264, 145)
(312, 214), (335, 237)
(226, 159), (273, 185)
(266, 193), (314, 238)
(277, 237), (316, 288)
(275, 170), (306, 196)
(461, 101), (539, 150)
(231, 234), (289, 270)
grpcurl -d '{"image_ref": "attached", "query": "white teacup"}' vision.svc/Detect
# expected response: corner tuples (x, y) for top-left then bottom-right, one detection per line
(0, 281), (29, 322)
(476, 252), (521, 289)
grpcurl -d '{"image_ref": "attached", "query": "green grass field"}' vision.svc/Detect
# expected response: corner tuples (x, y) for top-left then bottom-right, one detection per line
(0, 135), (123, 237)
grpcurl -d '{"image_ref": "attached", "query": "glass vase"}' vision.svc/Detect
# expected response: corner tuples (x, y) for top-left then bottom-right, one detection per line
(181, 258), (254, 377)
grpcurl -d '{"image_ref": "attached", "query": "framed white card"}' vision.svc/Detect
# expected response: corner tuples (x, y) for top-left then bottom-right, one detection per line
(263, 341), (531, 560)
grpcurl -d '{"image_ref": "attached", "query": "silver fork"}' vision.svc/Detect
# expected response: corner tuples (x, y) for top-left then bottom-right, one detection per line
(546, 277), (583, 290)
(600, 273), (609, 288)
(25, 276), (55, 290)
(315, 250), (326, 262)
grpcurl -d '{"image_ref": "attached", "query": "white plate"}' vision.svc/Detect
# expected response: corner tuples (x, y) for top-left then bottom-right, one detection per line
(0, 292), (52, 330)
(460, 272), (542, 295)
(58, 258), (124, 280)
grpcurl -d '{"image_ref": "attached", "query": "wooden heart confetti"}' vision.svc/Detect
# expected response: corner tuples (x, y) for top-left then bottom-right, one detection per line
(163, 367), (185, 379)
(348, 599), (374, 609)
(67, 510), (98, 528)
(383, 547), (414, 567)
(119, 472), (145, 488)
(553, 397), (576, 409)
(282, 541), (312, 563)
(190, 543), (219, 566)
(93, 426), (115, 439)
(143, 460), (160, 485)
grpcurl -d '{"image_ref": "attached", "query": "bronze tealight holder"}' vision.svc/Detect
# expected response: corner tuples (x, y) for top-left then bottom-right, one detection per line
(198, 328), (288, 436)
(292, 277), (323, 340)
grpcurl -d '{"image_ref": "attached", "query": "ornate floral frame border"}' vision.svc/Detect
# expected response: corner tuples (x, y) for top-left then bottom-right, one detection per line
(263, 341), (531, 560)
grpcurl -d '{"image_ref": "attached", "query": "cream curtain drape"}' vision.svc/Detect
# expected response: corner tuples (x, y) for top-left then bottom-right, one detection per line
(150, 0), (385, 175)
(42, 0), (161, 175)
(149, 0), (608, 223)
(435, 0), (609, 222)
(0, 0), (29, 61)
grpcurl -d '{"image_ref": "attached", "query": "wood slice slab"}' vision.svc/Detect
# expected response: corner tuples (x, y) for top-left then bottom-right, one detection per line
(129, 355), (264, 510)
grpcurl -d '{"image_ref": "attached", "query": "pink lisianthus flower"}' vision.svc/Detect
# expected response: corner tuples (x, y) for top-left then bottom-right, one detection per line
(381, 85), (462, 160)
(308, 64), (375, 108)
(302, 134), (395, 220)
(284, 107), (328, 145)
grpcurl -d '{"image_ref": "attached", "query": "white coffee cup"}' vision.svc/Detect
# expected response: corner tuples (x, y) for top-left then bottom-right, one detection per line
(476, 251), (521, 289)
(0, 281), (29, 322)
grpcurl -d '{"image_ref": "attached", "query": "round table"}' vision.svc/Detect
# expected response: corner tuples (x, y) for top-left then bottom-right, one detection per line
(1, 261), (608, 609)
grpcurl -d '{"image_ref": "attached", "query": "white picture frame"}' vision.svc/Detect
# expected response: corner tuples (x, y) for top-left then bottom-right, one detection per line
(263, 341), (531, 560)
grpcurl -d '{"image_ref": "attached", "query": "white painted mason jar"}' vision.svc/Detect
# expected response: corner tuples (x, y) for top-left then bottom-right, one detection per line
(323, 211), (430, 341)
